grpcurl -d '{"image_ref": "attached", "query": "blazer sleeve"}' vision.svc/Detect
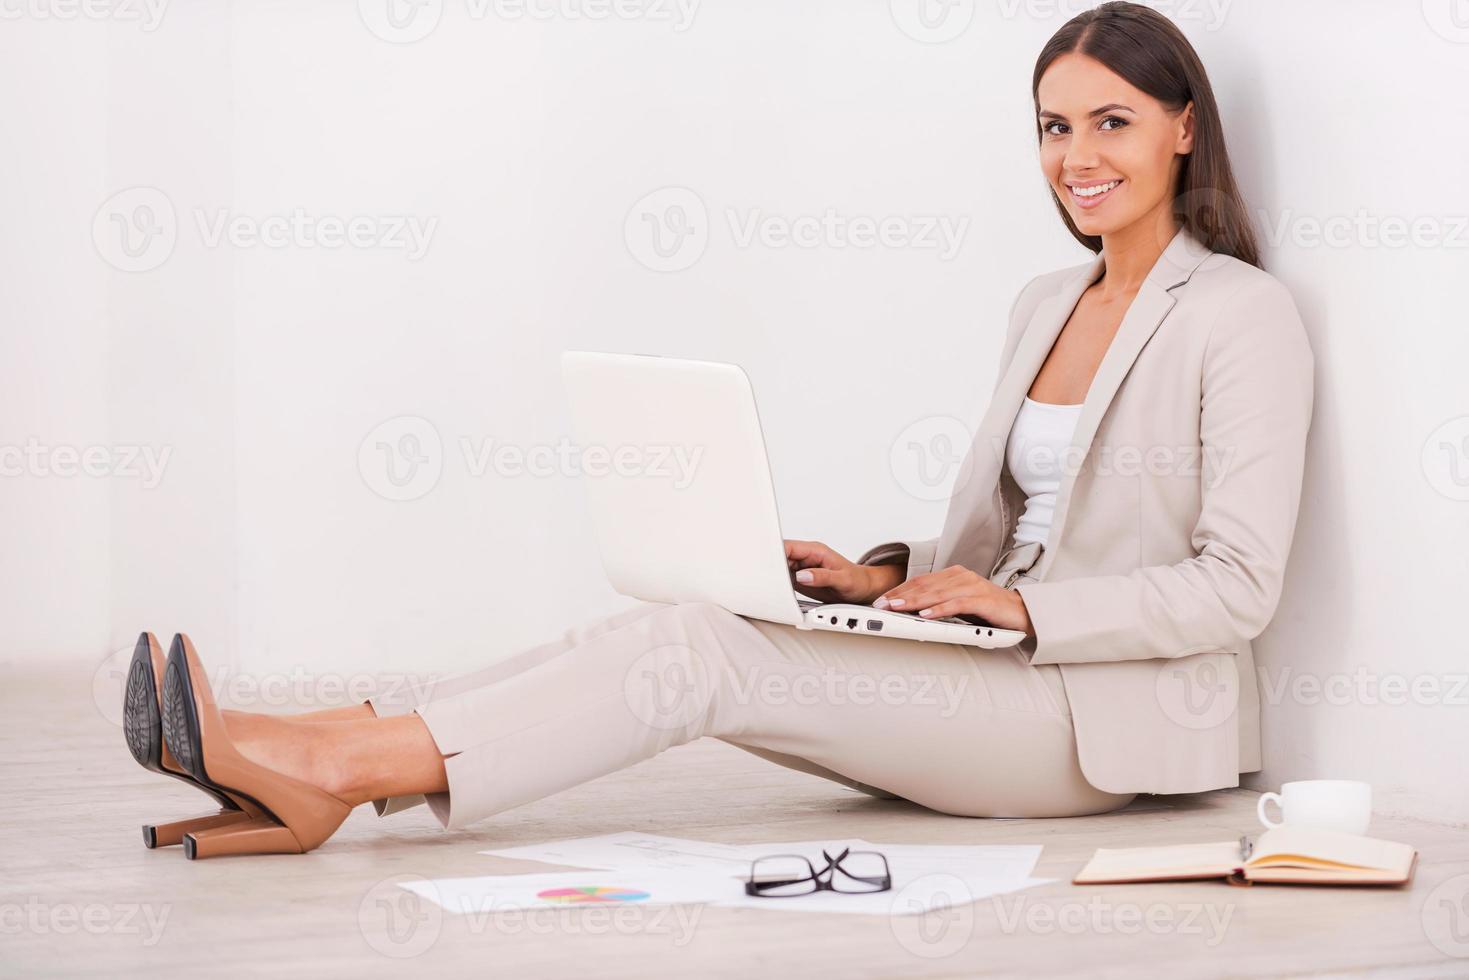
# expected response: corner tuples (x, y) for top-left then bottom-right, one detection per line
(1013, 277), (1316, 666)
(856, 538), (938, 582)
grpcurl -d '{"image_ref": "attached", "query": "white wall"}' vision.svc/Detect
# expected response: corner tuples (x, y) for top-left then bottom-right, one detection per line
(104, 0), (240, 680)
(0, 19), (110, 662)
(1193, 1), (1469, 825)
(5, 1), (1468, 823)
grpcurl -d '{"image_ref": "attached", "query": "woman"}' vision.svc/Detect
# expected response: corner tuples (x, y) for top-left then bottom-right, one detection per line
(124, 2), (1314, 858)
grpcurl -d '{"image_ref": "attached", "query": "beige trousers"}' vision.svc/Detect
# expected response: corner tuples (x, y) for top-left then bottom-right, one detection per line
(368, 543), (1135, 829)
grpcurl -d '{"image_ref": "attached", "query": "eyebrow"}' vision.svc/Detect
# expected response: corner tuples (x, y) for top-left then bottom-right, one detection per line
(1037, 103), (1136, 121)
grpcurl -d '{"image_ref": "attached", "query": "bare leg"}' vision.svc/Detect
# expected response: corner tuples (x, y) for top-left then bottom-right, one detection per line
(222, 704), (373, 730)
(269, 704), (374, 722)
(230, 712), (447, 806)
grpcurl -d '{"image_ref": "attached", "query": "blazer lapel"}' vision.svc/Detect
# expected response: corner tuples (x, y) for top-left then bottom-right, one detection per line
(935, 227), (1218, 582)
(931, 260), (1100, 574)
(1027, 281), (1176, 580)
(981, 261), (1102, 474)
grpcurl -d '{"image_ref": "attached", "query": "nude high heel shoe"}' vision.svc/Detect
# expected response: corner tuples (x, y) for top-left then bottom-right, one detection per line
(123, 632), (278, 848)
(160, 633), (355, 858)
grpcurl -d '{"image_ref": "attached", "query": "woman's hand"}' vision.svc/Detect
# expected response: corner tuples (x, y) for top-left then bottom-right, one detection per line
(873, 564), (1036, 636)
(784, 539), (901, 606)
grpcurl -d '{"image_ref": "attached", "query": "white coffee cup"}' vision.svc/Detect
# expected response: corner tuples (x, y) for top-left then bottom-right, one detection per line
(1256, 779), (1372, 835)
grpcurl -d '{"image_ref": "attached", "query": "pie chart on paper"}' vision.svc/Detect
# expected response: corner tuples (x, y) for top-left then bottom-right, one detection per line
(536, 886), (652, 904)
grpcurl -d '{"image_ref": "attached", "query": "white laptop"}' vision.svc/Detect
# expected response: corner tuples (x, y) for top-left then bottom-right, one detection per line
(560, 351), (1026, 649)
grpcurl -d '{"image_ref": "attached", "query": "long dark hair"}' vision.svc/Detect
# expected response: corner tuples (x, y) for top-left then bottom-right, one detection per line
(1032, 1), (1261, 268)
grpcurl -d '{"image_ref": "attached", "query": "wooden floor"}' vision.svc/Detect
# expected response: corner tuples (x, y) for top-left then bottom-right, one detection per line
(4, 666), (1467, 979)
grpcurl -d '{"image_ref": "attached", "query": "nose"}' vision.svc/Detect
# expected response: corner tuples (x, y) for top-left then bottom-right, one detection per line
(1063, 127), (1101, 175)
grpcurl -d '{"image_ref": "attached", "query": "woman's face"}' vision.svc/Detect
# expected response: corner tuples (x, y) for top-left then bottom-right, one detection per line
(1036, 53), (1194, 241)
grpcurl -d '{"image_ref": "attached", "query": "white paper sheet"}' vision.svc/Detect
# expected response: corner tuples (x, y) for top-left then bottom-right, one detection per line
(399, 869), (725, 913)
(427, 832), (1055, 916)
(481, 832), (870, 875)
(403, 866), (1052, 917)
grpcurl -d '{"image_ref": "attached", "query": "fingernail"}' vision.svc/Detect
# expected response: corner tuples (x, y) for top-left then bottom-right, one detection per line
(872, 597), (889, 609)
(795, 570), (813, 584)
(888, 599), (905, 608)
(918, 609), (932, 617)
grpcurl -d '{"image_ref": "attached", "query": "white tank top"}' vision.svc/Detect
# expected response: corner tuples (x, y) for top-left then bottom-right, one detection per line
(1005, 396), (1084, 548)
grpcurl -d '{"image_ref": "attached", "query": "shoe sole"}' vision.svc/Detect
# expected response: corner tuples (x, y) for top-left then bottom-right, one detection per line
(124, 634), (241, 845)
(123, 637), (163, 771)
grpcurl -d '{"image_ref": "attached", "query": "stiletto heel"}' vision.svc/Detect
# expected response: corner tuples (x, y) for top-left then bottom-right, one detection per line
(161, 633), (354, 858)
(142, 809), (259, 849)
(184, 820), (306, 860)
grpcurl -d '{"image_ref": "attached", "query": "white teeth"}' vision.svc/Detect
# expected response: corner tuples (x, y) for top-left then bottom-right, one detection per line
(1072, 180), (1119, 198)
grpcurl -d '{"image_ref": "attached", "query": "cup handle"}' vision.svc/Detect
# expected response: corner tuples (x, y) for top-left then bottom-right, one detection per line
(1257, 792), (1284, 829)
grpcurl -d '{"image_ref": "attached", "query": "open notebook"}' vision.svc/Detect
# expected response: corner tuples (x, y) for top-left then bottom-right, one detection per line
(1074, 827), (1417, 887)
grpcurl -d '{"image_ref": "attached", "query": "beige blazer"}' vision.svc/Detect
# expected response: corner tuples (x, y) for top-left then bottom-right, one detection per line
(859, 227), (1315, 795)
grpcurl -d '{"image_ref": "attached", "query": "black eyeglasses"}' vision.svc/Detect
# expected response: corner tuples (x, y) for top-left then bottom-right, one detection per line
(745, 848), (892, 897)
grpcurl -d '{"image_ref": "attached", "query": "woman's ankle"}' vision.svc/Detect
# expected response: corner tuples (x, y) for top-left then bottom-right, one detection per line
(329, 715), (450, 805)
(292, 704), (376, 723)
(230, 713), (445, 806)
(222, 704), (374, 726)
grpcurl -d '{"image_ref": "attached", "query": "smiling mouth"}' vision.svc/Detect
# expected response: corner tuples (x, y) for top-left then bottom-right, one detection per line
(1067, 179), (1123, 210)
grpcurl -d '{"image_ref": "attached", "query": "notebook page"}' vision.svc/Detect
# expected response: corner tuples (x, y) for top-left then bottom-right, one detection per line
(1249, 827), (1415, 873)
(1076, 840), (1240, 880)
